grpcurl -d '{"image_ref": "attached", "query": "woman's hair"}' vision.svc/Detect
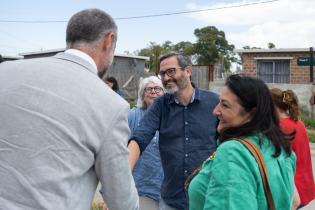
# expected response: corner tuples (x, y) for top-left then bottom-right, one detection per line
(105, 77), (119, 91)
(136, 76), (164, 109)
(270, 88), (300, 121)
(219, 74), (291, 157)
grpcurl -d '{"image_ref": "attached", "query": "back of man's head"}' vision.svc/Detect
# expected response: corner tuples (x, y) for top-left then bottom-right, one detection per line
(66, 8), (117, 48)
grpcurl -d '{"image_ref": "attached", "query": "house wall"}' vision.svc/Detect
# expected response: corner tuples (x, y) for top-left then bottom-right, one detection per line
(22, 50), (147, 101)
(210, 79), (314, 113)
(191, 65), (214, 90)
(242, 52), (313, 84)
(104, 56), (147, 101)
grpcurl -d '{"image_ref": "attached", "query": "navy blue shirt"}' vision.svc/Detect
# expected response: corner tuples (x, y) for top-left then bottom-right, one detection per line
(131, 87), (219, 210)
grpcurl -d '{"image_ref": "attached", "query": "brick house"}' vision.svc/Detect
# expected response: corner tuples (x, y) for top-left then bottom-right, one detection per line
(235, 48), (315, 84)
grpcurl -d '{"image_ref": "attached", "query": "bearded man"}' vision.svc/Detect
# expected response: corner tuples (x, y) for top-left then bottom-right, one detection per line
(128, 52), (219, 210)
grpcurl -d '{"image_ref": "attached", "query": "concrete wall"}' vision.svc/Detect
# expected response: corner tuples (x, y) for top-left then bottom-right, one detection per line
(210, 79), (314, 112)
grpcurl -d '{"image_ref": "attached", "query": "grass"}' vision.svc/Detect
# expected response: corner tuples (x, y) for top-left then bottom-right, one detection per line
(91, 201), (104, 210)
(299, 105), (315, 143)
(307, 131), (315, 143)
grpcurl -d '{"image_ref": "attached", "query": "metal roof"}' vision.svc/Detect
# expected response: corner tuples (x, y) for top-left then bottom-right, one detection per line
(19, 48), (149, 60)
(235, 48), (311, 53)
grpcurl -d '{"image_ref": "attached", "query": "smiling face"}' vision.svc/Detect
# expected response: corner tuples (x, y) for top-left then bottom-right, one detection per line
(213, 86), (253, 133)
(159, 56), (190, 94)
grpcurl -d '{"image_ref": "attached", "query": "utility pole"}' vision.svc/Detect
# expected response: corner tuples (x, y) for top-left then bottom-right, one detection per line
(310, 47), (314, 83)
(310, 47), (314, 117)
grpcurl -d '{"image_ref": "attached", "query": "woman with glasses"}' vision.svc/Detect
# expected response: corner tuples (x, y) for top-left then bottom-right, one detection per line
(129, 76), (165, 210)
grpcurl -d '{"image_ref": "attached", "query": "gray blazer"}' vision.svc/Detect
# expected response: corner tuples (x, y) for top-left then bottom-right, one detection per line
(0, 52), (139, 210)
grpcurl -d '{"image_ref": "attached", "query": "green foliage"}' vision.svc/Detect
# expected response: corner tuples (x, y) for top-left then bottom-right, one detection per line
(172, 41), (195, 55)
(194, 26), (235, 70)
(299, 106), (315, 142)
(300, 113), (315, 129)
(299, 105), (315, 129)
(242, 46), (261, 49)
(135, 26), (236, 72)
(307, 130), (315, 143)
(136, 42), (165, 74)
(268, 42), (276, 49)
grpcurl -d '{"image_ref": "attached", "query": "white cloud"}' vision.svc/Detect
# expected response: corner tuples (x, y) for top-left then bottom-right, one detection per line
(185, 0), (315, 48)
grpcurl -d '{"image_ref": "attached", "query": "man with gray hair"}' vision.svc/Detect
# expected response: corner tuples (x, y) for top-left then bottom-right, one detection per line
(0, 8), (138, 210)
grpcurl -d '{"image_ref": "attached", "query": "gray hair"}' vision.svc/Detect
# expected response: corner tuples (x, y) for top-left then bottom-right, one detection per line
(159, 52), (192, 69)
(136, 76), (164, 109)
(66, 8), (117, 48)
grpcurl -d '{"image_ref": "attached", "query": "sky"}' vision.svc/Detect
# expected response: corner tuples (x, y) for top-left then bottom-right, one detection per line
(0, 0), (315, 57)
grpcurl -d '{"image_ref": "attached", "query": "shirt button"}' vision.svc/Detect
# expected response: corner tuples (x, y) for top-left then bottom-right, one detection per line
(185, 122), (188, 125)
(184, 106), (187, 109)
(185, 154), (188, 157)
(184, 170), (188, 174)
(185, 137), (189, 141)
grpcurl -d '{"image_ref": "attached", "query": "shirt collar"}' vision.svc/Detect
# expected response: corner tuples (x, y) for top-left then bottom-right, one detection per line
(65, 49), (98, 74)
(169, 87), (201, 105)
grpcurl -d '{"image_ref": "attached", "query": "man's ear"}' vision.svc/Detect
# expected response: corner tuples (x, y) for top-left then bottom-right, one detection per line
(102, 32), (116, 50)
(185, 66), (192, 77)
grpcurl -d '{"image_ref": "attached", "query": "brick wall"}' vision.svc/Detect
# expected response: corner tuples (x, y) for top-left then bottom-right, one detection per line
(241, 51), (313, 84)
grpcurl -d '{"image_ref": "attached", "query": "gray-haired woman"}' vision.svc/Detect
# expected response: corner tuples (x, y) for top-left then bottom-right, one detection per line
(129, 76), (165, 210)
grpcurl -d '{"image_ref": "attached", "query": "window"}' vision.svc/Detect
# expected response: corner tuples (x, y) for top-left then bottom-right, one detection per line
(257, 60), (290, 83)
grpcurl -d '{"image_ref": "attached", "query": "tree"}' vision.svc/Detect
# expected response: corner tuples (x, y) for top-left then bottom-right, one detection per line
(194, 26), (235, 70)
(268, 42), (276, 49)
(135, 26), (236, 72)
(172, 41), (194, 55)
(136, 41), (173, 74)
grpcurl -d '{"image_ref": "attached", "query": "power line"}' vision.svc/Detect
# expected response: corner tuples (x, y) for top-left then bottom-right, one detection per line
(116, 0), (280, 20)
(0, 0), (280, 23)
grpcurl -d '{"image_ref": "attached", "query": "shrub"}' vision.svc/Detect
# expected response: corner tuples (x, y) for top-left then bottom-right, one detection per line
(307, 131), (315, 143)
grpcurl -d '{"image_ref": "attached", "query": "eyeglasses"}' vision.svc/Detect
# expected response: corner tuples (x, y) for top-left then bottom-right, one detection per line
(158, 68), (179, 79)
(144, 86), (164, 94)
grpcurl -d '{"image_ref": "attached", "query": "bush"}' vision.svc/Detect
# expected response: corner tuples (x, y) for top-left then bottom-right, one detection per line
(307, 131), (315, 143)
(300, 105), (315, 129)
(300, 113), (315, 129)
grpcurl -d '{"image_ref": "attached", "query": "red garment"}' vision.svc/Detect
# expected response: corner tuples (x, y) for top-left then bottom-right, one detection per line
(280, 118), (315, 205)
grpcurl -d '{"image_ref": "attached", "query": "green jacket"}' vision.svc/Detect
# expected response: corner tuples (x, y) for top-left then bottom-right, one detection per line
(188, 135), (296, 210)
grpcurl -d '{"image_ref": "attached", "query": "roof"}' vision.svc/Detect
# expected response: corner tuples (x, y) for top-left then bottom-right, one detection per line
(0, 55), (23, 60)
(235, 48), (312, 53)
(19, 48), (149, 60)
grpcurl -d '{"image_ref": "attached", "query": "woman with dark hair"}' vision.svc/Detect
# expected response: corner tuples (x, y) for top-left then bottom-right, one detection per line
(105, 76), (124, 97)
(271, 88), (315, 209)
(188, 75), (296, 210)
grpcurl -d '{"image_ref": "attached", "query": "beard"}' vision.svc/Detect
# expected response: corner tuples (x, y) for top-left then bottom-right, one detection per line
(97, 53), (114, 79)
(163, 73), (190, 94)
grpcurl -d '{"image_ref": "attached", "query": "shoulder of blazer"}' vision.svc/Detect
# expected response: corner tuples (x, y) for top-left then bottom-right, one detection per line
(53, 52), (97, 74)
